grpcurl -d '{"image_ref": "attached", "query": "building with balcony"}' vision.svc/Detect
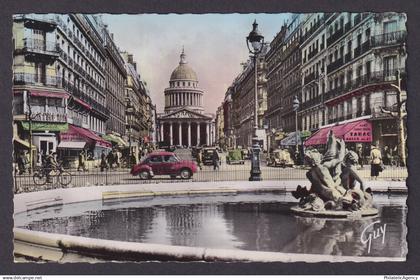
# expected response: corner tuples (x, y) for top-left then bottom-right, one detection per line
(302, 12), (407, 155)
(231, 43), (269, 150)
(215, 104), (225, 148)
(12, 14), (70, 163)
(277, 15), (303, 135)
(223, 86), (234, 149)
(265, 24), (287, 150)
(103, 27), (127, 141)
(121, 52), (152, 159)
(299, 13), (333, 133)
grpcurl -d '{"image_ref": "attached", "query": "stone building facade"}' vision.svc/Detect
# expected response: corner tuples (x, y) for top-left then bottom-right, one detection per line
(104, 28), (127, 138)
(231, 44), (269, 150)
(303, 12), (407, 153)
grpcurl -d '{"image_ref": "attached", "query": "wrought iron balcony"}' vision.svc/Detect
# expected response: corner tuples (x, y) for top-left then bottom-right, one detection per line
(327, 57), (344, 74)
(301, 95), (322, 110)
(16, 38), (59, 58)
(327, 28), (344, 46)
(307, 48), (319, 61)
(370, 31), (407, 48)
(324, 69), (406, 102)
(303, 72), (317, 85)
(14, 14), (57, 32)
(14, 72), (62, 88)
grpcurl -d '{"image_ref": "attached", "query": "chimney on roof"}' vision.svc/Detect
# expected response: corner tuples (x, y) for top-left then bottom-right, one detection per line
(110, 33), (114, 40)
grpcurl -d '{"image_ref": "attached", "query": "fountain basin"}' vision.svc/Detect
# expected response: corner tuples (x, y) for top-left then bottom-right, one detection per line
(14, 181), (407, 262)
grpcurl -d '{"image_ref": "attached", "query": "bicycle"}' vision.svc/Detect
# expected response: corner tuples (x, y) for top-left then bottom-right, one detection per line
(32, 163), (72, 187)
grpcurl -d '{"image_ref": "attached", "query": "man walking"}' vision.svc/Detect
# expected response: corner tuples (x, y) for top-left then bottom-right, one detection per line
(77, 150), (87, 172)
(100, 150), (108, 172)
(212, 150), (220, 171)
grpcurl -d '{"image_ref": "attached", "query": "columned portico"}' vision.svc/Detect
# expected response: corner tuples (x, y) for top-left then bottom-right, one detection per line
(169, 122), (173, 146)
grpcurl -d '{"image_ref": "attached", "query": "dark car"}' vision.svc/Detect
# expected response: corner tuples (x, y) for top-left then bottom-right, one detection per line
(130, 151), (197, 180)
(202, 147), (219, 165)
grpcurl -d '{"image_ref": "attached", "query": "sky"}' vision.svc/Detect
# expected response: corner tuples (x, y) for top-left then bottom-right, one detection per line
(102, 13), (291, 115)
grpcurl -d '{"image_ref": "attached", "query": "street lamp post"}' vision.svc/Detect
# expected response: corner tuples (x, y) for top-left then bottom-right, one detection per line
(246, 20), (264, 181)
(293, 95), (300, 164)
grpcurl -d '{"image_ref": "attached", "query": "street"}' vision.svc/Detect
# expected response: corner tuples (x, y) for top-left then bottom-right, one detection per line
(14, 149), (407, 193)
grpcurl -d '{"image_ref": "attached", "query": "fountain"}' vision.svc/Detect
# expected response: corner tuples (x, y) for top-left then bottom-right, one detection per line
(291, 131), (378, 218)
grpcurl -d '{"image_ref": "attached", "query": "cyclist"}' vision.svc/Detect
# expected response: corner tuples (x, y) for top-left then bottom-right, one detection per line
(45, 151), (59, 183)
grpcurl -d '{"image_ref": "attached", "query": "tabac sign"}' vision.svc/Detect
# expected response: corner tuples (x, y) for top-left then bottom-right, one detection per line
(343, 120), (372, 142)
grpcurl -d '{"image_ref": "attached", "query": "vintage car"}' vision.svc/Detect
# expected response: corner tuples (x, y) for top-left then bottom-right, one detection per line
(202, 147), (219, 165)
(131, 151), (197, 180)
(266, 149), (294, 167)
(226, 149), (245, 165)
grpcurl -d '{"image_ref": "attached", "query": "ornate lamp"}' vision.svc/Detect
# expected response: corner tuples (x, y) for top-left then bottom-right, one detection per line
(246, 20), (264, 181)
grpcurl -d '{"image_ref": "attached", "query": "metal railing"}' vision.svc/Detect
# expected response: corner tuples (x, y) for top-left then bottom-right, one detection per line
(327, 57), (344, 74)
(13, 158), (408, 194)
(324, 69), (406, 102)
(21, 38), (59, 54)
(14, 72), (62, 87)
(370, 31), (407, 48)
(327, 28), (344, 46)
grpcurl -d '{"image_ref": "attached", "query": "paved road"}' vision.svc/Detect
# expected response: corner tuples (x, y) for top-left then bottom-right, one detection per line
(14, 148), (407, 192)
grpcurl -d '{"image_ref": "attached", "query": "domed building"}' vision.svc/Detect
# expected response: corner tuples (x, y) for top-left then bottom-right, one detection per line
(157, 49), (215, 147)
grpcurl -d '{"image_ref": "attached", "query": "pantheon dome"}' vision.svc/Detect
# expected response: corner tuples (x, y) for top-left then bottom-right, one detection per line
(158, 48), (215, 148)
(164, 49), (204, 113)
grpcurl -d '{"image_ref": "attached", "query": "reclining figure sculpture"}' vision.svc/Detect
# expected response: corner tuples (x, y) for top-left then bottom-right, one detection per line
(292, 131), (374, 212)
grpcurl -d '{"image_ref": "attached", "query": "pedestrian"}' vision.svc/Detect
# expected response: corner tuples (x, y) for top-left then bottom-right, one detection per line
(356, 145), (364, 168)
(370, 144), (383, 180)
(383, 146), (392, 166)
(77, 150), (87, 172)
(107, 150), (114, 169)
(116, 150), (122, 168)
(17, 151), (27, 175)
(196, 149), (203, 170)
(212, 150), (220, 171)
(45, 151), (58, 183)
(100, 150), (108, 172)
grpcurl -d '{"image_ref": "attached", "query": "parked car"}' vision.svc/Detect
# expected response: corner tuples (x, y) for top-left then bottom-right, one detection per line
(131, 151), (197, 180)
(202, 147), (219, 165)
(266, 149), (294, 168)
(226, 149), (245, 165)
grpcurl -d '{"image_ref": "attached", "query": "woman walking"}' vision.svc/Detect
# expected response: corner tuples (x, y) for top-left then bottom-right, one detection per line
(370, 144), (382, 180)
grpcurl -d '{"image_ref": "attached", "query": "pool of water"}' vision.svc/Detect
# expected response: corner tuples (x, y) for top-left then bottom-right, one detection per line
(15, 193), (407, 258)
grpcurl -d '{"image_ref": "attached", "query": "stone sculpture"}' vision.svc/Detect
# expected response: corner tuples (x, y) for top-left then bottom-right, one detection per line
(292, 131), (375, 214)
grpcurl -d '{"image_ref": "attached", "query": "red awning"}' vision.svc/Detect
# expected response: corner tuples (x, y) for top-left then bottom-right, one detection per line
(14, 90), (69, 99)
(60, 124), (111, 148)
(304, 119), (372, 146)
(30, 90), (69, 99)
(72, 97), (92, 110)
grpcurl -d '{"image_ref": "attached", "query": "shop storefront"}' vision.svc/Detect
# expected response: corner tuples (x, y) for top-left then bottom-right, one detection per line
(59, 124), (111, 168)
(304, 119), (373, 151)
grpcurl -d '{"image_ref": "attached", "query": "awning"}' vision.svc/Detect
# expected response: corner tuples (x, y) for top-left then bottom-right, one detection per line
(102, 134), (128, 147)
(57, 141), (86, 149)
(14, 90), (69, 99)
(30, 90), (69, 99)
(280, 131), (303, 146)
(304, 119), (372, 146)
(13, 138), (36, 150)
(72, 97), (92, 110)
(20, 121), (68, 132)
(60, 125), (111, 148)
